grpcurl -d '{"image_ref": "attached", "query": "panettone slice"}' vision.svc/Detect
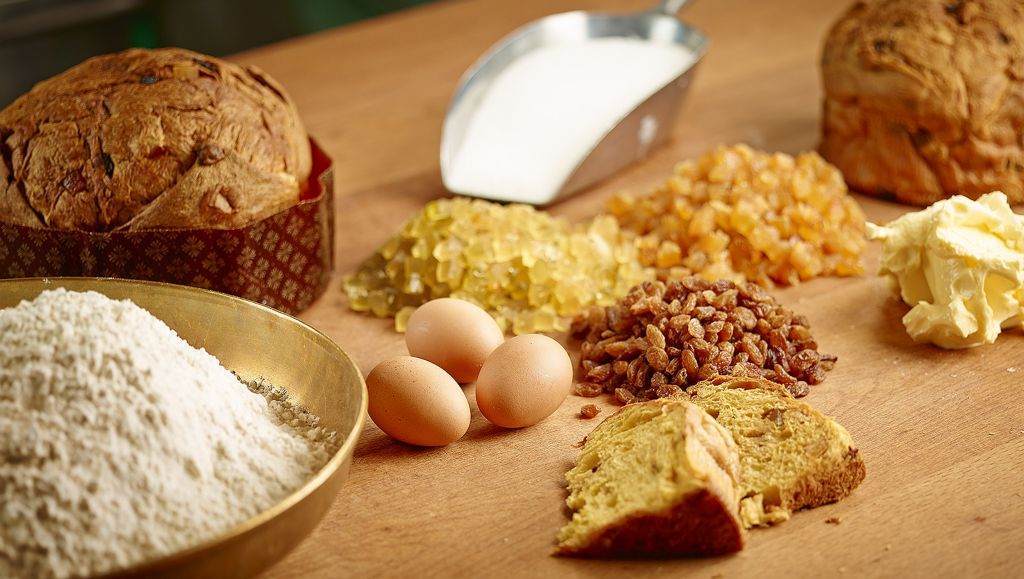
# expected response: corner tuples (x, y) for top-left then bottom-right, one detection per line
(687, 375), (866, 527)
(556, 399), (745, 557)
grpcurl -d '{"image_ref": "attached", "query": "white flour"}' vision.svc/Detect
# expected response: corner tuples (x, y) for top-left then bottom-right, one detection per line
(447, 38), (695, 204)
(0, 289), (338, 578)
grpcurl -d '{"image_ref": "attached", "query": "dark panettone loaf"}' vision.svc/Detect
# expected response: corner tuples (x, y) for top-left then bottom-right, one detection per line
(820, 0), (1024, 205)
(0, 47), (311, 231)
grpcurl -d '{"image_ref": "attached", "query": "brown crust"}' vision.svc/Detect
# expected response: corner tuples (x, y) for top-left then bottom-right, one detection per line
(0, 48), (311, 231)
(555, 488), (745, 558)
(786, 446), (866, 510)
(820, 0), (1024, 205)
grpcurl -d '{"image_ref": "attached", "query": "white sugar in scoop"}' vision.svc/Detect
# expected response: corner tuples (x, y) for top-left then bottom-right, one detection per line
(441, 1), (706, 205)
(447, 39), (695, 205)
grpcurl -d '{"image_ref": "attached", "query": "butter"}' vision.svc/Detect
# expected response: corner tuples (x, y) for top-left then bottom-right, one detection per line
(867, 192), (1024, 349)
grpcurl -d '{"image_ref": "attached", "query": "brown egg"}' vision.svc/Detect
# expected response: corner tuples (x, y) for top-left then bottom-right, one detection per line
(366, 356), (471, 447)
(475, 334), (573, 428)
(405, 298), (505, 383)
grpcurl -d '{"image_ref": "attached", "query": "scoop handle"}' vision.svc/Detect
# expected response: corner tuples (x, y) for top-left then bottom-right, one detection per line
(655, 0), (691, 15)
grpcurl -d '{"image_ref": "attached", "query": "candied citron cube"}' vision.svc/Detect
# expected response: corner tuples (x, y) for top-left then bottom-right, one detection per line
(394, 306), (416, 332)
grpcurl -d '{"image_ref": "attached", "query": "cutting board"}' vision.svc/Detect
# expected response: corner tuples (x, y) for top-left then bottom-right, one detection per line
(233, 0), (1024, 576)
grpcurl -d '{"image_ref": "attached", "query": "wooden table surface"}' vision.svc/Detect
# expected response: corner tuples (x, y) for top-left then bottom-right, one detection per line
(235, 0), (1024, 576)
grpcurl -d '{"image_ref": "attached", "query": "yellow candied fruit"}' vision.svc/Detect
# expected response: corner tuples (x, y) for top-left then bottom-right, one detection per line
(343, 198), (654, 334)
(605, 144), (867, 287)
(394, 306), (416, 333)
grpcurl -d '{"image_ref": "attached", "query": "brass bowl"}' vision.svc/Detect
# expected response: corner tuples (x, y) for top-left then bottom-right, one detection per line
(0, 277), (367, 579)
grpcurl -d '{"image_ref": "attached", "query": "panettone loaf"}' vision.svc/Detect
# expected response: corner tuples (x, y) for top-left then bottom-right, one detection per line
(0, 47), (311, 231)
(556, 399), (745, 557)
(688, 376), (866, 528)
(820, 0), (1024, 205)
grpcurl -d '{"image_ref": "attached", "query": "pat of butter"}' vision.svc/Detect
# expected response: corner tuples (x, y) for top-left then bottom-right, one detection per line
(867, 192), (1024, 349)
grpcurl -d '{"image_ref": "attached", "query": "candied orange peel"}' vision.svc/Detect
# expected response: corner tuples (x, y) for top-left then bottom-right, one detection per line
(607, 144), (867, 286)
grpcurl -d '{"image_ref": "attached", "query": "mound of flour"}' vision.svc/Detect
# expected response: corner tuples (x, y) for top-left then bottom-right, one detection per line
(0, 289), (338, 578)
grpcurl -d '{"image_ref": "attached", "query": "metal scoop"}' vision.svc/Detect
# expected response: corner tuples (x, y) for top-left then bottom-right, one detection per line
(440, 0), (706, 206)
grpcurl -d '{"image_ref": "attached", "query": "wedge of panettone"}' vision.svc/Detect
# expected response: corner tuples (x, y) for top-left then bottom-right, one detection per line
(688, 375), (866, 527)
(557, 398), (745, 557)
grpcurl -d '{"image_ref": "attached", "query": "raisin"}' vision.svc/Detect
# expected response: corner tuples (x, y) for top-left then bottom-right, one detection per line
(574, 382), (603, 398)
(101, 154), (114, 177)
(198, 144), (226, 165)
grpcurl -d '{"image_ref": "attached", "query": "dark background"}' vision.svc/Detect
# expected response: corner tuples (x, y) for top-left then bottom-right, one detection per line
(0, 0), (432, 106)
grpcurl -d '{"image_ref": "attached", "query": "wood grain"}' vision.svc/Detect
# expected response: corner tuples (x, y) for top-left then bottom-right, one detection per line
(231, 0), (1024, 576)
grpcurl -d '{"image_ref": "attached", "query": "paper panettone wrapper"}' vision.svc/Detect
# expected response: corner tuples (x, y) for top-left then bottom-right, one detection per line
(0, 139), (334, 315)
